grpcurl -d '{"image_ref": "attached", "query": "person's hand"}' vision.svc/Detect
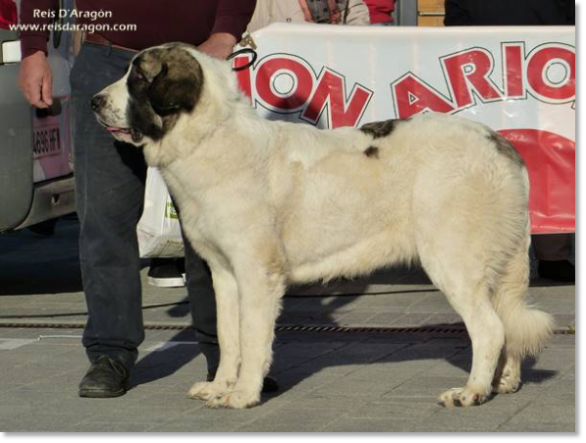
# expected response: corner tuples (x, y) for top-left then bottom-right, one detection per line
(298, 0), (313, 22)
(198, 33), (237, 60)
(18, 50), (53, 109)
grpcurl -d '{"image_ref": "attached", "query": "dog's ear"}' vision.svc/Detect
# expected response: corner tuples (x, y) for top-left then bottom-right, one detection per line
(147, 51), (204, 117)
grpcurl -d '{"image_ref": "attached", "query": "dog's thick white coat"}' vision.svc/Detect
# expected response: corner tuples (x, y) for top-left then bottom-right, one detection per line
(98, 46), (553, 409)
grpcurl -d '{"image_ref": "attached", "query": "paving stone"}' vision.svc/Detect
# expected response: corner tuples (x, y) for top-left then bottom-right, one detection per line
(1, 413), (84, 432)
(235, 408), (341, 432)
(322, 417), (414, 432)
(497, 422), (575, 432)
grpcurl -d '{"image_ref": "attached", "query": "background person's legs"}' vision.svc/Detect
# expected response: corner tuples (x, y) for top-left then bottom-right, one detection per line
(532, 233), (575, 282)
(147, 257), (186, 288)
(177, 216), (220, 377)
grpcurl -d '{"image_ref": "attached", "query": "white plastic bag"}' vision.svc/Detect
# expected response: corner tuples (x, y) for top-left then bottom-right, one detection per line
(137, 168), (185, 258)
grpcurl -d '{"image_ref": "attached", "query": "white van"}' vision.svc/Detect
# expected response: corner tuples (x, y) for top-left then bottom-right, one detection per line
(0, 0), (75, 232)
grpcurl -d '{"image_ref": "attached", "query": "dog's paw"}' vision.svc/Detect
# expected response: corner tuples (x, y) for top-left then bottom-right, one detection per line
(492, 377), (521, 394)
(437, 387), (491, 408)
(187, 381), (228, 401)
(492, 367), (521, 395)
(206, 389), (260, 409)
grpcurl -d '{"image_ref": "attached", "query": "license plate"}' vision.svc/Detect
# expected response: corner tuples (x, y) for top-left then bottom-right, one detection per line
(32, 121), (62, 159)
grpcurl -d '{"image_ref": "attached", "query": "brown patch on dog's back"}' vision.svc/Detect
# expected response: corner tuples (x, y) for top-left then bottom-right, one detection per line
(360, 119), (406, 139)
(488, 132), (525, 168)
(364, 146), (379, 158)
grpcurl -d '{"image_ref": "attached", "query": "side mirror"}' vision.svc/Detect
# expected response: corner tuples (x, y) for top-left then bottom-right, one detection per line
(0, 39), (21, 64)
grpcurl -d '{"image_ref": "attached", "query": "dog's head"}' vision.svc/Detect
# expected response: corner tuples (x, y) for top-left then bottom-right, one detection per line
(91, 43), (204, 146)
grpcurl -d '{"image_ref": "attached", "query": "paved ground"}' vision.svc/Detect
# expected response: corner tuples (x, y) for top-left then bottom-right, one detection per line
(0, 218), (576, 432)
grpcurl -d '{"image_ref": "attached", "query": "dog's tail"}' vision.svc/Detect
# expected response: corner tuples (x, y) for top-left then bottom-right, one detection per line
(492, 203), (554, 360)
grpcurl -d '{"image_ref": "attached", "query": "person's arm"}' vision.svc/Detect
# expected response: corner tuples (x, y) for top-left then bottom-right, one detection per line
(18, 0), (58, 108)
(198, 0), (257, 59)
(345, 0), (371, 25)
(20, 0), (58, 58)
(444, 0), (472, 26)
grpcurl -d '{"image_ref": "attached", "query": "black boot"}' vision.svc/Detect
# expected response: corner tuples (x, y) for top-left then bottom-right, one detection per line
(79, 355), (130, 398)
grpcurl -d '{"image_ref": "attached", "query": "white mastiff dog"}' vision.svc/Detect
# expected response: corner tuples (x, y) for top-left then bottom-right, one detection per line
(92, 43), (553, 409)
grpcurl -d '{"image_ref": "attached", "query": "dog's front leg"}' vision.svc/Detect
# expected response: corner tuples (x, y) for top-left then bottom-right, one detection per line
(188, 266), (241, 402)
(208, 263), (285, 409)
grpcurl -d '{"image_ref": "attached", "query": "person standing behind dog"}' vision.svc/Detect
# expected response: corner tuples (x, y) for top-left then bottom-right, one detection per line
(444, 0), (575, 283)
(247, 0), (370, 32)
(18, 0), (261, 398)
(444, 0), (574, 26)
(363, 0), (395, 26)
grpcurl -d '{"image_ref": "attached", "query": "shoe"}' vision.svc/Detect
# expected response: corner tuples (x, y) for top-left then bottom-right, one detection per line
(147, 258), (185, 288)
(79, 356), (130, 398)
(538, 259), (575, 283)
(206, 372), (279, 393)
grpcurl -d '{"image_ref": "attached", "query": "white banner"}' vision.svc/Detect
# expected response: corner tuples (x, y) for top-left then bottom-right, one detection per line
(234, 24), (575, 233)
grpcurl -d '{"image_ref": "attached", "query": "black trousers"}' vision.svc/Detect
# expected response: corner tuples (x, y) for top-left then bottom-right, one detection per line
(71, 43), (219, 372)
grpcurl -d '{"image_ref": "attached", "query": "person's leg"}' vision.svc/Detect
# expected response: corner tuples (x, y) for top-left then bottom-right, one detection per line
(533, 234), (575, 282)
(72, 43), (146, 373)
(533, 233), (572, 261)
(180, 230), (221, 377)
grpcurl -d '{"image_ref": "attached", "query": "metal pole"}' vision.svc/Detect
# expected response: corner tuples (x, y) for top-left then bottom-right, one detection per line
(396, 0), (418, 26)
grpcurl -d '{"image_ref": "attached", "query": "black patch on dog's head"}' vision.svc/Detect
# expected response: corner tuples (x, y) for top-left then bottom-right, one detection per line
(360, 119), (406, 139)
(487, 132), (525, 168)
(364, 146), (379, 158)
(126, 44), (204, 142)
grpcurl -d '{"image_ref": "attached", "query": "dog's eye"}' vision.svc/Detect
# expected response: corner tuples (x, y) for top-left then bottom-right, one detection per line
(132, 66), (147, 82)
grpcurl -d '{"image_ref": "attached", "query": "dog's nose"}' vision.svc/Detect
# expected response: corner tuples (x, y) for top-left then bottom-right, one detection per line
(90, 94), (107, 112)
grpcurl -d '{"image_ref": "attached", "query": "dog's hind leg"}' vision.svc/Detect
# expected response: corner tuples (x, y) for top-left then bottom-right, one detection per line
(436, 282), (505, 407)
(188, 267), (241, 402)
(491, 231), (554, 395)
(416, 232), (505, 407)
(208, 257), (286, 409)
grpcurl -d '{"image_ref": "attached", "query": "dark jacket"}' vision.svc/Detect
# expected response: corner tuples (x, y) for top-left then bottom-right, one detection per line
(20, 0), (257, 58)
(444, 0), (574, 26)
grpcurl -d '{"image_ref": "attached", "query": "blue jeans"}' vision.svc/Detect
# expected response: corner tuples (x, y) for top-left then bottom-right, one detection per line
(71, 43), (219, 372)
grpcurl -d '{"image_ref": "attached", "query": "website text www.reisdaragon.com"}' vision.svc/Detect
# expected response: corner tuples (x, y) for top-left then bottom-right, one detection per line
(10, 8), (137, 33)
(9, 22), (137, 33)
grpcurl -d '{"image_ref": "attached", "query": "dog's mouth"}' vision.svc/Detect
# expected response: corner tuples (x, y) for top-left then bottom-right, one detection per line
(99, 120), (143, 143)
(106, 125), (130, 135)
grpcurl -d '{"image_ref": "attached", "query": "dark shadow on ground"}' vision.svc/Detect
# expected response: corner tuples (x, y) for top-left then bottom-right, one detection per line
(0, 218), (83, 295)
(265, 327), (557, 403)
(130, 328), (202, 388)
(0, 216), (151, 296)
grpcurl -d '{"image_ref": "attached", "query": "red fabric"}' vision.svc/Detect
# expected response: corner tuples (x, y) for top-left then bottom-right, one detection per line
(0, 0), (17, 30)
(363, 0), (394, 24)
(498, 129), (575, 234)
